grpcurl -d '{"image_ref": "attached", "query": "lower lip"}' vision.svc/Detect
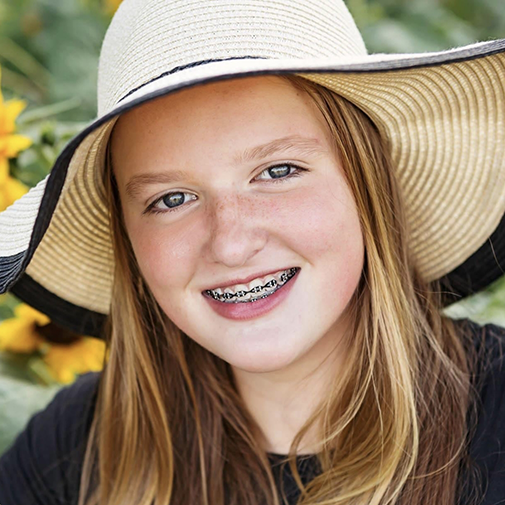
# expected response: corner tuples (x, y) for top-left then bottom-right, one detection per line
(203, 269), (300, 321)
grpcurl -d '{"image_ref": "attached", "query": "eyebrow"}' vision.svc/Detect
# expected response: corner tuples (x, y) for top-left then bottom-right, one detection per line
(125, 170), (190, 200)
(235, 135), (326, 164)
(124, 135), (325, 200)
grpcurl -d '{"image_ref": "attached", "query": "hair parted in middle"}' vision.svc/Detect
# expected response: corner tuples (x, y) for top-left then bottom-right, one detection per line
(77, 75), (480, 505)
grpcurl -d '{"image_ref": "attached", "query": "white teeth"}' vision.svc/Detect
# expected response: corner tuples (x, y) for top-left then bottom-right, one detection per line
(228, 270), (282, 293)
(241, 291), (255, 302)
(234, 284), (248, 296)
(206, 267), (298, 302)
(249, 277), (263, 290)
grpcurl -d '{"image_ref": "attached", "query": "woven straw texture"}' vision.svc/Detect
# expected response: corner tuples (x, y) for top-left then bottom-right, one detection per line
(98, 0), (367, 114)
(0, 0), (502, 317)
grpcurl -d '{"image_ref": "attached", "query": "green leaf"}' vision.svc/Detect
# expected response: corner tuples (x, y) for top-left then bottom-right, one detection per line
(444, 275), (505, 328)
(18, 96), (82, 124)
(0, 293), (19, 321)
(0, 353), (35, 382)
(0, 373), (61, 455)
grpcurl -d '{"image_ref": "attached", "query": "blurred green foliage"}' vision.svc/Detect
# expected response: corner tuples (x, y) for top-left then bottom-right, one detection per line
(0, 0), (113, 455)
(0, 0), (108, 118)
(348, 0), (505, 53)
(0, 0), (504, 455)
(0, 0), (107, 186)
(0, 355), (59, 453)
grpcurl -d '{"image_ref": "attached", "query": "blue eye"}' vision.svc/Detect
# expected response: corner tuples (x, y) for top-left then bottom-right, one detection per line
(145, 164), (305, 215)
(146, 191), (196, 214)
(163, 192), (185, 208)
(255, 163), (305, 182)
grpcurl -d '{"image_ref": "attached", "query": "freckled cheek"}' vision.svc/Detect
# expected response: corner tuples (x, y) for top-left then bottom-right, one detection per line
(276, 181), (364, 311)
(272, 182), (363, 258)
(126, 219), (203, 290)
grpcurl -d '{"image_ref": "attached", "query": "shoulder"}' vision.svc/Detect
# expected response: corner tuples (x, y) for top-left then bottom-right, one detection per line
(48, 370), (101, 431)
(453, 318), (505, 428)
(453, 318), (505, 504)
(453, 317), (505, 376)
(27, 370), (101, 455)
(0, 371), (101, 505)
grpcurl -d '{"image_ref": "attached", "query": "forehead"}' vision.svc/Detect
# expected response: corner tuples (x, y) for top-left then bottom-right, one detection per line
(112, 76), (328, 147)
(109, 75), (336, 191)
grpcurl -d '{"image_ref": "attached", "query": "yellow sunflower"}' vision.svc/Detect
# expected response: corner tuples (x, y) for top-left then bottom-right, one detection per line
(43, 337), (107, 385)
(0, 304), (48, 353)
(105, 0), (123, 14)
(0, 66), (31, 210)
(0, 176), (28, 211)
(0, 302), (107, 384)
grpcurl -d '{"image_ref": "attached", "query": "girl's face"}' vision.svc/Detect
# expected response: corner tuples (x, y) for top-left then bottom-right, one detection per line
(112, 76), (364, 374)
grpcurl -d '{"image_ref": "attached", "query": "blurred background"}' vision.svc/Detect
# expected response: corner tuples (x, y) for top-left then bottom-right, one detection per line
(0, 0), (504, 455)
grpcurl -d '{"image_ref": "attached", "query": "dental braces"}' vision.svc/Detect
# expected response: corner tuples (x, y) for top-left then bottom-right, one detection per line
(205, 267), (298, 303)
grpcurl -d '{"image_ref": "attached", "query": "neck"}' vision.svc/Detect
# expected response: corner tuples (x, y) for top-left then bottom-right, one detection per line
(232, 320), (350, 456)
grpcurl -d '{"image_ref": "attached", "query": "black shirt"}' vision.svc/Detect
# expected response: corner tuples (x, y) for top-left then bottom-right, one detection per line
(1, 319), (504, 505)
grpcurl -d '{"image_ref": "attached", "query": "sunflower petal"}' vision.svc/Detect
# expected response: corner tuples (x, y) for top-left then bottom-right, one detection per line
(0, 67), (4, 107)
(1, 99), (27, 135)
(15, 304), (50, 326)
(3, 134), (32, 158)
(0, 190), (8, 212)
(0, 318), (43, 353)
(4, 177), (28, 207)
(43, 337), (106, 385)
(0, 156), (8, 184)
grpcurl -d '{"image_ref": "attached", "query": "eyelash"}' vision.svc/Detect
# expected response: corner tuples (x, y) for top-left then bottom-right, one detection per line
(144, 163), (307, 215)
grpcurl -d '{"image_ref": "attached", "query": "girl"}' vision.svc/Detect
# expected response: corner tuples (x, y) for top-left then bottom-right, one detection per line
(0, 1), (505, 504)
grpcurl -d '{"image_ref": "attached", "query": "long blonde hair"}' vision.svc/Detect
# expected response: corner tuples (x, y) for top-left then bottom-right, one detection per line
(78, 76), (480, 505)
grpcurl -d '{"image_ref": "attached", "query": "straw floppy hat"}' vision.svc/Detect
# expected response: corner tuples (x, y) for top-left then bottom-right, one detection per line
(0, 0), (504, 337)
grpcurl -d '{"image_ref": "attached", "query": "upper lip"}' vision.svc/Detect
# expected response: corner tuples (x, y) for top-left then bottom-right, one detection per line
(203, 267), (297, 292)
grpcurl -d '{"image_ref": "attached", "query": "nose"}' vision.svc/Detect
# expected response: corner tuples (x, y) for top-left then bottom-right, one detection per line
(205, 194), (267, 268)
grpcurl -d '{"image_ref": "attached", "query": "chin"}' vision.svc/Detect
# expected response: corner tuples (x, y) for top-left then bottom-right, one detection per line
(225, 347), (301, 374)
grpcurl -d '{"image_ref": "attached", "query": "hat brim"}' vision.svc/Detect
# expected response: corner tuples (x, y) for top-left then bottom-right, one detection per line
(0, 39), (504, 337)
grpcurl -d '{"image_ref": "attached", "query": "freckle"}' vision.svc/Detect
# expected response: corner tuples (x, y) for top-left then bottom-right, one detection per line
(216, 199), (229, 213)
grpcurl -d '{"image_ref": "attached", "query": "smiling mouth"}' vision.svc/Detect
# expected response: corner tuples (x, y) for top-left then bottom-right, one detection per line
(204, 267), (300, 304)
